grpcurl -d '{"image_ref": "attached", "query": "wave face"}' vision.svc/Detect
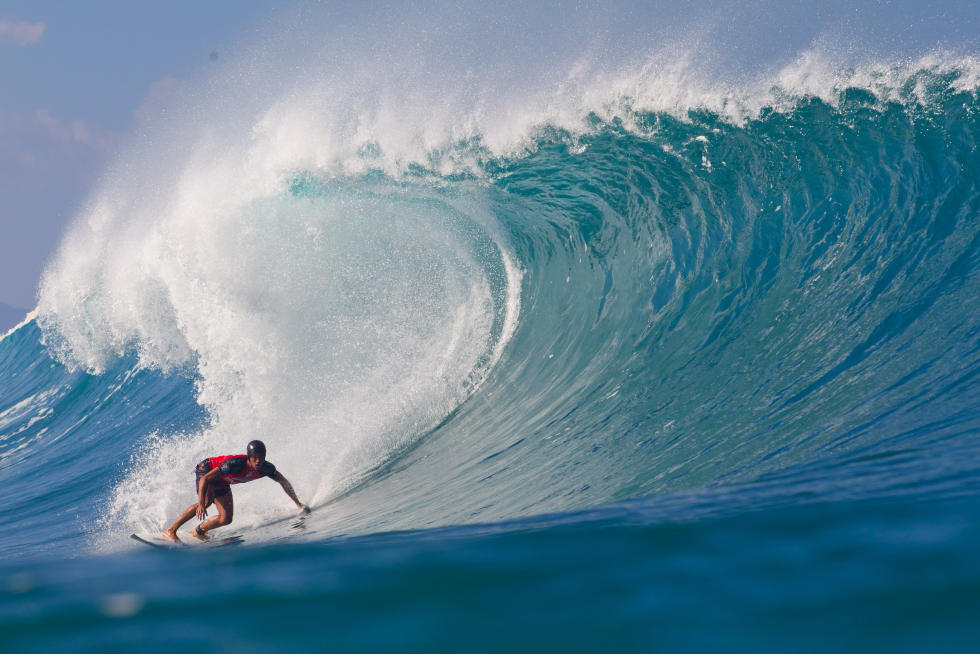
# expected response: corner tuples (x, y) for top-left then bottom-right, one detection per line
(2, 3), (980, 649)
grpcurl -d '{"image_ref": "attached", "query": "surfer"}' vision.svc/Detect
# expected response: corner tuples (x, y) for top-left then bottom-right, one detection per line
(162, 440), (310, 542)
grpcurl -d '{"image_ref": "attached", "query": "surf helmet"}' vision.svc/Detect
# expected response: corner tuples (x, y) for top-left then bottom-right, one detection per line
(246, 440), (267, 458)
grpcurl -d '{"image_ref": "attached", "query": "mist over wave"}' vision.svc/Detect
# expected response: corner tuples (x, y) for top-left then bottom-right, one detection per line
(37, 174), (521, 535)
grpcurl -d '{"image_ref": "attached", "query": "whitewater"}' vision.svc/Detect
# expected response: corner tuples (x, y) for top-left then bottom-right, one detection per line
(2, 2), (979, 651)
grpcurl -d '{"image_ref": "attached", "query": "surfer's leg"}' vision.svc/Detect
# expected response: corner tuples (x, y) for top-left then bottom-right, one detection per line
(165, 462), (215, 541)
(163, 503), (199, 541)
(195, 489), (233, 538)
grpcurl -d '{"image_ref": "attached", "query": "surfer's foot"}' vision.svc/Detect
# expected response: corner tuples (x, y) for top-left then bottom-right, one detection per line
(191, 525), (209, 541)
(162, 529), (180, 543)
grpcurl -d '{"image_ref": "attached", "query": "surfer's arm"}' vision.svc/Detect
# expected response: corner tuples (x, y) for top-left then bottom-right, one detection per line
(198, 466), (224, 500)
(273, 471), (309, 512)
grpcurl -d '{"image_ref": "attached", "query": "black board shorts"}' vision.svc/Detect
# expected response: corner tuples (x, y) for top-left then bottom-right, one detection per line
(195, 459), (231, 498)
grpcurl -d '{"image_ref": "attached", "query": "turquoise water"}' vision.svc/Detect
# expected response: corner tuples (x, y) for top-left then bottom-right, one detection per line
(1, 27), (979, 653)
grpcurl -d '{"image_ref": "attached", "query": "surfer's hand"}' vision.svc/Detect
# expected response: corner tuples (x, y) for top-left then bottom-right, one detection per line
(196, 503), (208, 520)
(300, 505), (311, 515)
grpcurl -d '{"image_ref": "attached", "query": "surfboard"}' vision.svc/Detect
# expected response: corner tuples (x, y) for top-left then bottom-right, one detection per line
(130, 532), (245, 548)
(130, 533), (179, 548)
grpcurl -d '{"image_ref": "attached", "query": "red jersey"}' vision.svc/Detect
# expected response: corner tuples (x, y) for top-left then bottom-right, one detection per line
(207, 455), (278, 485)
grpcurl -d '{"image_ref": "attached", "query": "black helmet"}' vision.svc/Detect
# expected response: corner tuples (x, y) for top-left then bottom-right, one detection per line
(246, 440), (267, 457)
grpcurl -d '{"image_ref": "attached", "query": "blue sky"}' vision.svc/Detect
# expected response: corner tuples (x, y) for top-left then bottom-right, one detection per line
(0, 1), (275, 309)
(1, 1), (977, 310)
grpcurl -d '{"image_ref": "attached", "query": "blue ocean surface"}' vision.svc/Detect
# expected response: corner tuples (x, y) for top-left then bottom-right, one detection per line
(2, 5), (979, 651)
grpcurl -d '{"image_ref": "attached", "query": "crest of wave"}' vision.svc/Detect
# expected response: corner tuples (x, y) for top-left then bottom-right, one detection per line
(205, 2), (980, 172)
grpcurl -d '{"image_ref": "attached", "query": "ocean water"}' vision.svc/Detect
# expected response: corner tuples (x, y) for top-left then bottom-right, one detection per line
(2, 4), (980, 651)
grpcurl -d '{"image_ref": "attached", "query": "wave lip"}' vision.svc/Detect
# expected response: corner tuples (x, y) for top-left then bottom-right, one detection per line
(0, 309), (36, 342)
